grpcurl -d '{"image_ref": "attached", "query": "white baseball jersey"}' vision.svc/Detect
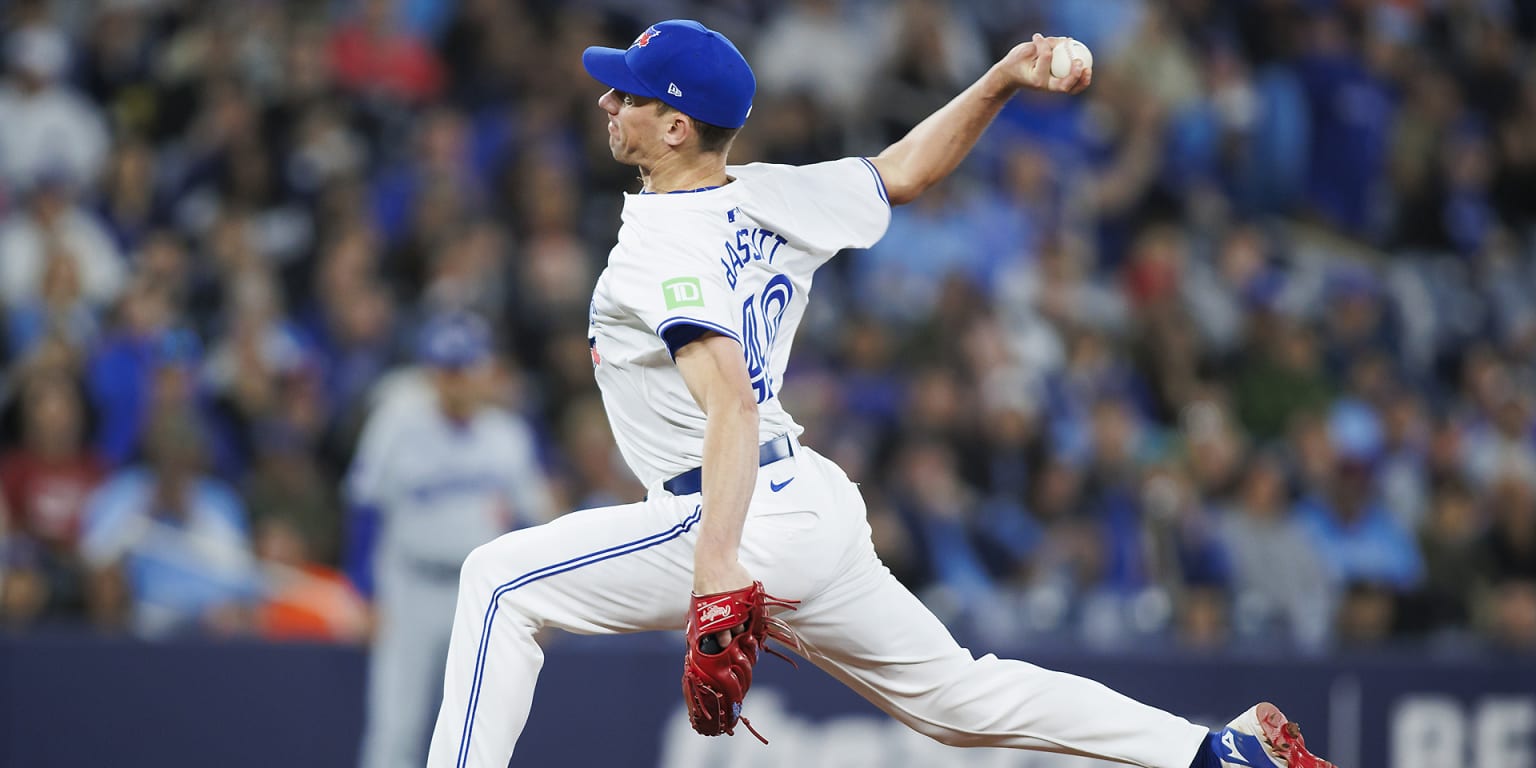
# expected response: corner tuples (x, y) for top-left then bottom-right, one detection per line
(347, 376), (555, 567)
(587, 157), (891, 487)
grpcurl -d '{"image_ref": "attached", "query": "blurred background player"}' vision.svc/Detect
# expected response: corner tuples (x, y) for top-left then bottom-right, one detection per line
(346, 311), (554, 768)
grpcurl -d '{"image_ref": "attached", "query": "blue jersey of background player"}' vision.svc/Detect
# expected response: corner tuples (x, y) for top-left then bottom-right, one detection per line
(346, 311), (554, 768)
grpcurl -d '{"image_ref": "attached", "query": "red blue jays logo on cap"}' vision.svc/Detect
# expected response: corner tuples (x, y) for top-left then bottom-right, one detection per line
(631, 26), (660, 48)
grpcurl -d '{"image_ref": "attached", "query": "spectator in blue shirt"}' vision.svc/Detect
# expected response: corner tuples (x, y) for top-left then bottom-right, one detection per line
(1296, 458), (1424, 593)
(85, 289), (242, 475)
(890, 440), (995, 604)
(80, 409), (257, 637)
(1294, 11), (1397, 237)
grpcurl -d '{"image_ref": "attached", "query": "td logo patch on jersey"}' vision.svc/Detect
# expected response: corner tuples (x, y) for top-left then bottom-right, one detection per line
(663, 277), (705, 310)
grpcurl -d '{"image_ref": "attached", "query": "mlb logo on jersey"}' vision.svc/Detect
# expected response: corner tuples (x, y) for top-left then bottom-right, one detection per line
(632, 26), (660, 48)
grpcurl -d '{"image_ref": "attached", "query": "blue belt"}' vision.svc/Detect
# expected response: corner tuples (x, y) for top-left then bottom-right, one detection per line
(661, 435), (795, 496)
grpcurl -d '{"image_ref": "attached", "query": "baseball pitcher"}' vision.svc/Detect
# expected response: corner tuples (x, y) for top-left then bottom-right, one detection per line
(426, 21), (1336, 768)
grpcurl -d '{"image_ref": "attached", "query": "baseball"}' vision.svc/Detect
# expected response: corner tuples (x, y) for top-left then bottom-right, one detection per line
(1050, 38), (1093, 79)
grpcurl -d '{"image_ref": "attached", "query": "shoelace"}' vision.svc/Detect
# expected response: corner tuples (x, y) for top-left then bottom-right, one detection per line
(1271, 720), (1338, 768)
(735, 590), (803, 744)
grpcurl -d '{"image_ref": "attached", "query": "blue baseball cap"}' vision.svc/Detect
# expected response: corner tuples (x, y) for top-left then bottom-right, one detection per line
(582, 20), (755, 129)
(416, 312), (491, 369)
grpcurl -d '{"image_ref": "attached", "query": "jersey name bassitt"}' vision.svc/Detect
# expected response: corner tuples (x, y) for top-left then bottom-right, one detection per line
(588, 157), (891, 488)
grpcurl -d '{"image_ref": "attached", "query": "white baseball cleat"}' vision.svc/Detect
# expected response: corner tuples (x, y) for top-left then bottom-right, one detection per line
(1214, 702), (1338, 768)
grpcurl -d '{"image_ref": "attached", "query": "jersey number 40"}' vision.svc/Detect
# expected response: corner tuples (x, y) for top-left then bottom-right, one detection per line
(742, 274), (793, 404)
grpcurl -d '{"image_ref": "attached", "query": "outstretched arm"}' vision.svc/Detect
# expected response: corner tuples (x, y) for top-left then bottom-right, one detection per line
(674, 332), (759, 604)
(871, 34), (1091, 206)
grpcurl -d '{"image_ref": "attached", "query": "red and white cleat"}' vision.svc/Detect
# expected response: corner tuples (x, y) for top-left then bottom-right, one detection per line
(1217, 702), (1339, 768)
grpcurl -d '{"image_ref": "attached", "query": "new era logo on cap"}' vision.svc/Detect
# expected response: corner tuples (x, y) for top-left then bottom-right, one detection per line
(668, 83), (683, 97)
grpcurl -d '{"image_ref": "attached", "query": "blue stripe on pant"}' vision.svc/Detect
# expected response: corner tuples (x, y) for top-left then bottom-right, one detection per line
(455, 506), (703, 767)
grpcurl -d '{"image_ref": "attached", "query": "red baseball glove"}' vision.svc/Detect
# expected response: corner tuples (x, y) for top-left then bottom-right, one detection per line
(681, 581), (800, 743)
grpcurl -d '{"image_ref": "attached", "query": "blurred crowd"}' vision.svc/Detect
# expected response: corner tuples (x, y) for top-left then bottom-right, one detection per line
(0, 0), (1534, 656)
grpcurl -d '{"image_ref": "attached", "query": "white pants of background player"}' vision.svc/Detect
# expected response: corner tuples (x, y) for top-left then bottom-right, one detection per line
(426, 445), (1208, 767)
(359, 550), (459, 768)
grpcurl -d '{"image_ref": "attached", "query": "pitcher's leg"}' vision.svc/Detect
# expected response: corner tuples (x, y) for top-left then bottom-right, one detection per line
(426, 499), (700, 768)
(792, 549), (1206, 768)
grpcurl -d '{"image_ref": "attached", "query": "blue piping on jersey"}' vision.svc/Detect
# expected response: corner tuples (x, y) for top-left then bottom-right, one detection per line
(661, 323), (711, 356)
(455, 505), (704, 767)
(655, 316), (742, 357)
(858, 157), (890, 206)
(638, 184), (723, 195)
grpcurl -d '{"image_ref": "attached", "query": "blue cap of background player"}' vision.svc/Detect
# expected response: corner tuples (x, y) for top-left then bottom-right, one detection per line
(581, 20), (755, 129)
(416, 312), (491, 369)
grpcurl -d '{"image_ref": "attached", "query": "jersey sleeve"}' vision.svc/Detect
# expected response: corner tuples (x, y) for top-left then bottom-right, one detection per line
(610, 246), (742, 357)
(742, 157), (892, 255)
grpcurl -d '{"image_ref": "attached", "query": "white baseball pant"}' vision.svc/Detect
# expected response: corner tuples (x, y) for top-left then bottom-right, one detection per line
(425, 445), (1207, 767)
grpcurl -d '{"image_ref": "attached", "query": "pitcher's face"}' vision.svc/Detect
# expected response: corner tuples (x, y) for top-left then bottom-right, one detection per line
(598, 89), (666, 167)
